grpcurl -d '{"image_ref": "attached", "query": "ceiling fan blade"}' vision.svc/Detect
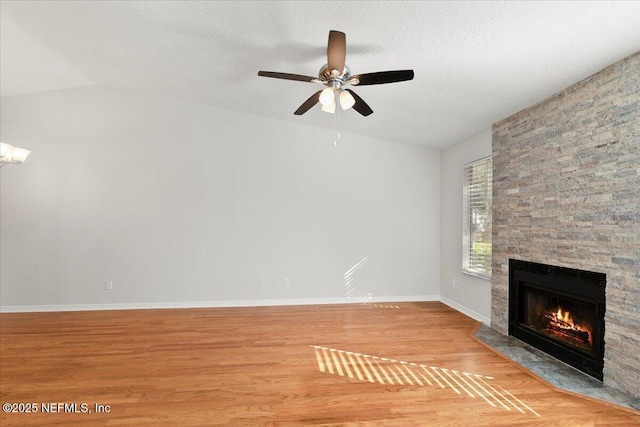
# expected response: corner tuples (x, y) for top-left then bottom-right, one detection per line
(258, 71), (317, 82)
(351, 70), (414, 86)
(327, 30), (346, 73)
(294, 90), (322, 115)
(344, 89), (373, 116)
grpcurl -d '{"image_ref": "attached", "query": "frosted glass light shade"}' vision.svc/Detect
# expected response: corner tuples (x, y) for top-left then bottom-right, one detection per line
(339, 90), (355, 110)
(319, 87), (335, 106)
(11, 147), (31, 163)
(0, 142), (14, 160)
(0, 142), (31, 165)
(321, 100), (336, 113)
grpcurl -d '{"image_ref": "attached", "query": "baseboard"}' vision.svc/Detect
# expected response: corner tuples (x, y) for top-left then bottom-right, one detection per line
(438, 296), (491, 326)
(0, 296), (488, 327)
(0, 295), (440, 313)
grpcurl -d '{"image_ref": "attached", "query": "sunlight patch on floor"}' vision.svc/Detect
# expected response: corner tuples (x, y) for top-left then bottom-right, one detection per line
(310, 345), (540, 417)
(365, 303), (400, 309)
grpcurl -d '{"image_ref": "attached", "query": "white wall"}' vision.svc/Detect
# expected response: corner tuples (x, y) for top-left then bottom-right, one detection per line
(439, 128), (492, 324)
(0, 86), (441, 311)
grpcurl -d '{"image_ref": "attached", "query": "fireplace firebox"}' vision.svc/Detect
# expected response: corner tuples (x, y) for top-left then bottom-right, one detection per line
(509, 259), (605, 380)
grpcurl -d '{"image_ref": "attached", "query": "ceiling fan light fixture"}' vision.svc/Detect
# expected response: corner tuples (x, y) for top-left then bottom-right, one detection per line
(321, 99), (336, 114)
(0, 142), (13, 159)
(339, 89), (355, 110)
(9, 147), (31, 163)
(319, 87), (335, 106)
(0, 142), (31, 166)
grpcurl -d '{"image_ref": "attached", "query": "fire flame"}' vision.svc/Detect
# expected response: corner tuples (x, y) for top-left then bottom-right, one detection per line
(548, 307), (593, 346)
(556, 307), (571, 324)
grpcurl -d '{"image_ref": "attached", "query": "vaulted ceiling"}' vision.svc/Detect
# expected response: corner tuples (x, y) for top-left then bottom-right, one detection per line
(2, 1), (639, 149)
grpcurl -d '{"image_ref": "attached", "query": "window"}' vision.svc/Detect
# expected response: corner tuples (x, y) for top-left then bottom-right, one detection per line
(463, 156), (492, 279)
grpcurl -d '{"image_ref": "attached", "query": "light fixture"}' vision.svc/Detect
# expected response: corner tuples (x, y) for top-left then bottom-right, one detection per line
(321, 98), (336, 114)
(319, 87), (356, 115)
(319, 87), (335, 106)
(339, 89), (355, 110)
(0, 142), (31, 166)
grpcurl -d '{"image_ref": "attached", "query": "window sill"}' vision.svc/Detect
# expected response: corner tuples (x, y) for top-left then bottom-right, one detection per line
(462, 270), (492, 281)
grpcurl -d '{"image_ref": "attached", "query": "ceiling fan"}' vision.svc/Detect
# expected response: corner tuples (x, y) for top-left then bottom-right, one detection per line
(258, 30), (414, 117)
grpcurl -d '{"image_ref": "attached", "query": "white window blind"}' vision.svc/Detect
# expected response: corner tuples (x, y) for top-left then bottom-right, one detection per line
(463, 157), (492, 279)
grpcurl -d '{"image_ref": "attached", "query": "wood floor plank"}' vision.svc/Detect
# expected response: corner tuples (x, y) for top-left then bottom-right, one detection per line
(1, 302), (638, 426)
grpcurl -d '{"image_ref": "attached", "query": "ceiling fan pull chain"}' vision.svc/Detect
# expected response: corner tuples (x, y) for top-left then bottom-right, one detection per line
(334, 90), (340, 146)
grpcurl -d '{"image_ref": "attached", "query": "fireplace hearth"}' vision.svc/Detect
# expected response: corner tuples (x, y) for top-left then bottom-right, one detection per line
(509, 259), (606, 380)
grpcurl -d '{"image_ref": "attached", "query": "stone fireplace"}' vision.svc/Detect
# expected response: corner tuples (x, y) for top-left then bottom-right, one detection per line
(491, 52), (639, 398)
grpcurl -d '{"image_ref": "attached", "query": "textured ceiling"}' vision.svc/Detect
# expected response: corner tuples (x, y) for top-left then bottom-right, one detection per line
(1, 1), (639, 149)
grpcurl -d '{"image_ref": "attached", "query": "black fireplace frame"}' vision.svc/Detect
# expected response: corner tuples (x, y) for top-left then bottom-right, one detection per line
(509, 259), (606, 380)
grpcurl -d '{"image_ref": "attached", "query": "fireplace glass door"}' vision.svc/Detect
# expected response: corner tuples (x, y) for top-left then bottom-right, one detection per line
(509, 259), (605, 380)
(521, 284), (596, 355)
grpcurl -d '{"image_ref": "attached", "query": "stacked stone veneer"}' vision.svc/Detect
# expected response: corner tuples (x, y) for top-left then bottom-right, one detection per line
(492, 52), (640, 398)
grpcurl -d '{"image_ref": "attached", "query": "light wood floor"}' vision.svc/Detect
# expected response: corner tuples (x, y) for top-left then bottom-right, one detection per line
(1, 302), (638, 426)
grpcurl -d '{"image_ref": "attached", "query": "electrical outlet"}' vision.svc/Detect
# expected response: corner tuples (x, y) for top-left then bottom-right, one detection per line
(283, 277), (290, 287)
(258, 279), (264, 287)
(105, 280), (113, 291)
